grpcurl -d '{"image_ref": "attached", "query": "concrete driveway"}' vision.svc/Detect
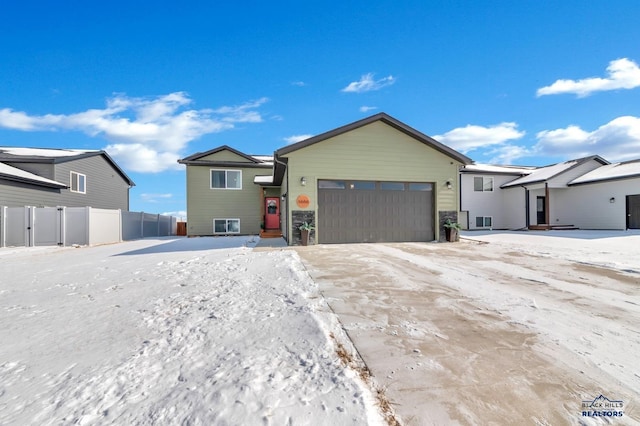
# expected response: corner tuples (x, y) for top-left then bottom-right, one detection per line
(295, 235), (640, 425)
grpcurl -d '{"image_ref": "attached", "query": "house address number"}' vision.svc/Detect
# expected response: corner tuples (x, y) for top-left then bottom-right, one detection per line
(296, 194), (310, 208)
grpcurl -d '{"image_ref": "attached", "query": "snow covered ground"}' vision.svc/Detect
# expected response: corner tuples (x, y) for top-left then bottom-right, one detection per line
(0, 237), (385, 425)
(2, 230), (639, 425)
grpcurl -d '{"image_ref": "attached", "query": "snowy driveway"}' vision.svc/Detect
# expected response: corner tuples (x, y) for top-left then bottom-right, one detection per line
(0, 237), (384, 425)
(296, 231), (640, 425)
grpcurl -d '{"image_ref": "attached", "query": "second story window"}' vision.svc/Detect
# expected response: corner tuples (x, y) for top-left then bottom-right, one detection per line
(70, 171), (86, 194)
(473, 176), (493, 192)
(211, 169), (242, 189)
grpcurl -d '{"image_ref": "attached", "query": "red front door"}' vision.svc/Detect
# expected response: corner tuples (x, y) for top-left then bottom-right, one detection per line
(265, 197), (280, 229)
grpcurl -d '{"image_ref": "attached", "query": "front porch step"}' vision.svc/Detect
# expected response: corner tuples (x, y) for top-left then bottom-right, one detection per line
(260, 229), (283, 238)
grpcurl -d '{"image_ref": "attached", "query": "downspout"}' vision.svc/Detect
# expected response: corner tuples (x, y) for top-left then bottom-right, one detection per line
(274, 154), (289, 244)
(523, 186), (530, 228)
(545, 182), (550, 225)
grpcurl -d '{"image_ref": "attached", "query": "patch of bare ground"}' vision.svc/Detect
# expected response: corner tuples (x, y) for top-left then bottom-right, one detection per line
(329, 332), (401, 426)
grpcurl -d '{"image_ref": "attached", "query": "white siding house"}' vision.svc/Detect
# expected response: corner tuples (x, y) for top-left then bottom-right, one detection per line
(460, 164), (534, 230)
(460, 156), (640, 231)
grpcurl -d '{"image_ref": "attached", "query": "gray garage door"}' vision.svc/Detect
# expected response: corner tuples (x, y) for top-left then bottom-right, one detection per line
(318, 180), (434, 243)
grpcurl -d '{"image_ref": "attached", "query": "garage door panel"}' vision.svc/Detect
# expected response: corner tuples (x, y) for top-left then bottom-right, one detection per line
(318, 182), (433, 244)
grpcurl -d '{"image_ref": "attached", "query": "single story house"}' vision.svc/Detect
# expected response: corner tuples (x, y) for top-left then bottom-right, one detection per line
(0, 147), (135, 210)
(460, 155), (640, 230)
(179, 113), (472, 244)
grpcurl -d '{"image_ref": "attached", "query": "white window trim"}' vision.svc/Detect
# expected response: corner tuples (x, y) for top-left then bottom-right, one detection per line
(475, 216), (493, 229)
(473, 176), (494, 192)
(70, 171), (86, 194)
(213, 218), (241, 234)
(210, 169), (242, 190)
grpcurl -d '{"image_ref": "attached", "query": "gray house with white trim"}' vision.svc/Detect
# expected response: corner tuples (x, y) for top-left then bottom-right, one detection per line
(0, 147), (135, 210)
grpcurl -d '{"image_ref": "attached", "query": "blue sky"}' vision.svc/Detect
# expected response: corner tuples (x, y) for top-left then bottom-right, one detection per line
(1, 1), (639, 216)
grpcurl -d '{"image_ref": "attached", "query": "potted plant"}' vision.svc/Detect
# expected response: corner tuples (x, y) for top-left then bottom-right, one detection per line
(298, 221), (315, 246)
(443, 219), (461, 242)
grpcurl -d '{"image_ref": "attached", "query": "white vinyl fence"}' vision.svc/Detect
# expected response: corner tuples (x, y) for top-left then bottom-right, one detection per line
(0, 206), (178, 248)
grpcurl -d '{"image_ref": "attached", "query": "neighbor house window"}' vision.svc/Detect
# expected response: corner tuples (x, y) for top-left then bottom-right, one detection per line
(214, 219), (240, 234)
(211, 169), (242, 189)
(474, 177), (493, 192)
(70, 171), (86, 194)
(475, 216), (492, 228)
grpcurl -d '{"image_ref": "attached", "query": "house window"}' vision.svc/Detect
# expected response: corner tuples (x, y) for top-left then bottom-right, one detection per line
(211, 169), (242, 189)
(214, 219), (240, 234)
(474, 177), (493, 192)
(475, 216), (492, 228)
(70, 171), (86, 194)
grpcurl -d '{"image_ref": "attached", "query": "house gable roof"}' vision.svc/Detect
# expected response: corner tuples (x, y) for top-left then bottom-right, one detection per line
(275, 112), (473, 164)
(0, 147), (135, 187)
(0, 162), (68, 189)
(501, 155), (609, 188)
(460, 164), (536, 175)
(178, 145), (273, 168)
(568, 159), (640, 185)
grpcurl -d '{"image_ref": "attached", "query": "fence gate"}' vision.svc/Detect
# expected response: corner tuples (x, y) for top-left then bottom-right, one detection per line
(34, 207), (64, 246)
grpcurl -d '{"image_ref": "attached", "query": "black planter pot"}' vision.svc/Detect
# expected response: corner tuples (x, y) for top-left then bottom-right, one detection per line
(300, 229), (310, 246)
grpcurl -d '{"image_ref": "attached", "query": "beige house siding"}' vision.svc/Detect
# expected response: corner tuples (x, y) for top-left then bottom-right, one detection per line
(199, 150), (252, 162)
(280, 121), (462, 242)
(185, 165), (267, 236)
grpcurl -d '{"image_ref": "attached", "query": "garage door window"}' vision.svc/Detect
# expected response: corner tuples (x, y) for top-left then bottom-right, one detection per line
(380, 182), (405, 191)
(351, 181), (375, 190)
(318, 180), (346, 189)
(409, 183), (433, 191)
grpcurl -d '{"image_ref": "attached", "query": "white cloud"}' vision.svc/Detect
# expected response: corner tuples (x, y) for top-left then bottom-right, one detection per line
(212, 97), (268, 123)
(161, 210), (187, 219)
(341, 73), (396, 93)
(291, 81), (306, 87)
(284, 134), (314, 145)
(434, 122), (526, 154)
(537, 58), (640, 97)
(359, 106), (377, 113)
(535, 116), (640, 161)
(140, 193), (173, 203)
(0, 93), (268, 173)
(486, 145), (533, 165)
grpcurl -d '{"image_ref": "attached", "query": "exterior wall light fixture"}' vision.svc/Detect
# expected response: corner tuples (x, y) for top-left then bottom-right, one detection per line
(446, 180), (452, 189)
(610, 197), (616, 203)
(300, 177), (307, 186)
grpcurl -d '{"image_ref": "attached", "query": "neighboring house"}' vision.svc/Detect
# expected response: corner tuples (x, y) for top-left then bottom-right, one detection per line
(460, 155), (640, 230)
(0, 147), (135, 210)
(179, 113), (472, 244)
(458, 163), (537, 230)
